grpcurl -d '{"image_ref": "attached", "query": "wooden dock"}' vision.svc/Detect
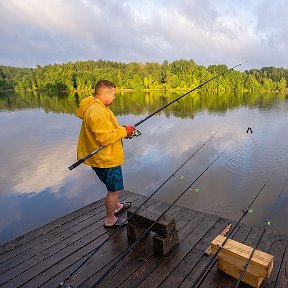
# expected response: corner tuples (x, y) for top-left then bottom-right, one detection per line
(0, 191), (287, 288)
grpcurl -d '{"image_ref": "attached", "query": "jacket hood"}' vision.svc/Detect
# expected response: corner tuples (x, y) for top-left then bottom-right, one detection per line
(76, 96), (95, 119)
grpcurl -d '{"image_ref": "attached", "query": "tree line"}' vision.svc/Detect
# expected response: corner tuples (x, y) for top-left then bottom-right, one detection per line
(0, 59), (288, 92)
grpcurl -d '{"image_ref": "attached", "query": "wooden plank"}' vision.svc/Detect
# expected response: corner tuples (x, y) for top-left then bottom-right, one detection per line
(191, 224), (253, 288)
(0, 190), (132, 254)
(0, 191), (133, 264)
(274, 240), (288, 288)
(89, 206), (190, 288)
(72, 209), (202, 288)
(33, 196), (166, 288)
(48, 197), (169, 288)
(205, 223), (232, 255)
(158, 217), (230, 288)
(0, 199), (107, 259)
(0, 193), (143, 286)
(0, 196), (115, 272)
(216, 226), (276, 288)
(217, 257), (264, 288)
(127, 207), (177, 238)
(117, 209), (198, 288)
(262, 233), (288, 287)
(211, 235), (274, 278)
(155, 202), (184, 217)
(1, 191), (288, 288)
(134, 213), (220, 288)
(0, 193), (142, 288)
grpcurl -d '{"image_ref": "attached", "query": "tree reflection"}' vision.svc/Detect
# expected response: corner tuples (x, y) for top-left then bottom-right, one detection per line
(0, 90), (287, 118)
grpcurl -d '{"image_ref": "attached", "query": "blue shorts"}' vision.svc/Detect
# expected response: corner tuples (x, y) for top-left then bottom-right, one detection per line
(92, 165), (124, 192)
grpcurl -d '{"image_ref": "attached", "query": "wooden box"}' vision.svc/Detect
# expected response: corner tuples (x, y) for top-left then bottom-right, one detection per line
(211, 235), (274, 287)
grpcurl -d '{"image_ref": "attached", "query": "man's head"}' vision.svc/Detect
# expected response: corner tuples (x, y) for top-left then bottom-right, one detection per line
(94, 80), (116, 106)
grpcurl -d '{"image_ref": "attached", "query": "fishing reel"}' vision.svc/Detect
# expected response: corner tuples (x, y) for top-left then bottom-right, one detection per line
(128, 129), (141, 139)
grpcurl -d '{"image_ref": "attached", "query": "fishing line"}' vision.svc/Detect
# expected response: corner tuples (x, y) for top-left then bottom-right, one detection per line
(90, 151), (225, 288)
(190, 170), (276, 288)
(68, 61), (246, 170)
(57, 133), (216, 288)
(234, 177), (288, 288)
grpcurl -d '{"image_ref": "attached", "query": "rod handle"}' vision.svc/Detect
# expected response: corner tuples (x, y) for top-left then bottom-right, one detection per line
(68, 158), (86, 170)
(68, 146), (105, 170)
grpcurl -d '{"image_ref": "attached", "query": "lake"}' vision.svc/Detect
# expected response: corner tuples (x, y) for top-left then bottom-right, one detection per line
(0, 90), (288, 244)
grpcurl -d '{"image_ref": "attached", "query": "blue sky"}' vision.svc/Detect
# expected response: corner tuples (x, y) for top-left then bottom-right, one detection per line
(0, 0), (287, 70)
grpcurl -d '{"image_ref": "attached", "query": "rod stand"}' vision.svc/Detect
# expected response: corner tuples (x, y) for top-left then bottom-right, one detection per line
(126, 207), (179, 256)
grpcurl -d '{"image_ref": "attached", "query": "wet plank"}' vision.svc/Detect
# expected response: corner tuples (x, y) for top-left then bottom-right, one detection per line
(0, 191), (287, 288)
(0, 190), (131, 255)
(0, 192), (140, 288)
(0, 192), (135, 273)
(41, 196), (166, 288)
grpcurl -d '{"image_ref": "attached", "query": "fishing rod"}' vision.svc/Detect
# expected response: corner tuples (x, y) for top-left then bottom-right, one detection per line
(191, 170), (276, 288)
(68, 61), (246, 170)
(57, 133), (216, 288)
(234, 177), (288, 288)
(91, 151), (225, 288)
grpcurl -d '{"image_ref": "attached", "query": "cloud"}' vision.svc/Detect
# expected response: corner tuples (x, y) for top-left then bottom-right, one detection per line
(0, 110), (76, 196)
(0, 0), (287, 69)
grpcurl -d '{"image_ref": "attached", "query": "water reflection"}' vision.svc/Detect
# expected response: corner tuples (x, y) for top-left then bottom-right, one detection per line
(0, 90), (288, 244)
(1, 90), (287, 116)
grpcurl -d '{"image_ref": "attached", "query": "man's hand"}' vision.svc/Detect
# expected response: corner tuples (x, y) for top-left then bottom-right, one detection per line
(124, 125), (136, 137)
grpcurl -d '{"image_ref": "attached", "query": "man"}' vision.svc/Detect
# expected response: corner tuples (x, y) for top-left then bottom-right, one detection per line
(76, 80), (135, 228)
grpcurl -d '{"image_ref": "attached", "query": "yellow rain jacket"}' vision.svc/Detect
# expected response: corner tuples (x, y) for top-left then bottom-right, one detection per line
(76, 97), (127, 168)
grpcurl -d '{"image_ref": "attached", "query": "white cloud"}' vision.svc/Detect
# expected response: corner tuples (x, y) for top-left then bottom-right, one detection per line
(0, 0), (287, 69)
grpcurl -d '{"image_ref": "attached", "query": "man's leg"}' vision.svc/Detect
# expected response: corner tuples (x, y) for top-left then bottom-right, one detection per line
(92, 166), (125, 226)
(105, 190), (121, 226)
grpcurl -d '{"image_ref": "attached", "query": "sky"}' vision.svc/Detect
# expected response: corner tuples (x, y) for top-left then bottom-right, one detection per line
(0, 0), (287, 70)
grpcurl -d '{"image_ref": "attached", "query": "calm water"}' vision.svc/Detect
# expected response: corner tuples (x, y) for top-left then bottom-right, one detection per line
(0, 90), (288, 244)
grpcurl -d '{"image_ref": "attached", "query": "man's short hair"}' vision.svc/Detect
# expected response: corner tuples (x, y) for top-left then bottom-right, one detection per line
(94, 80), (115, 95)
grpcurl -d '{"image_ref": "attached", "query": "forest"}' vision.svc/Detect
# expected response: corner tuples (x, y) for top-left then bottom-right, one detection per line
(0, 59), (288, 93)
